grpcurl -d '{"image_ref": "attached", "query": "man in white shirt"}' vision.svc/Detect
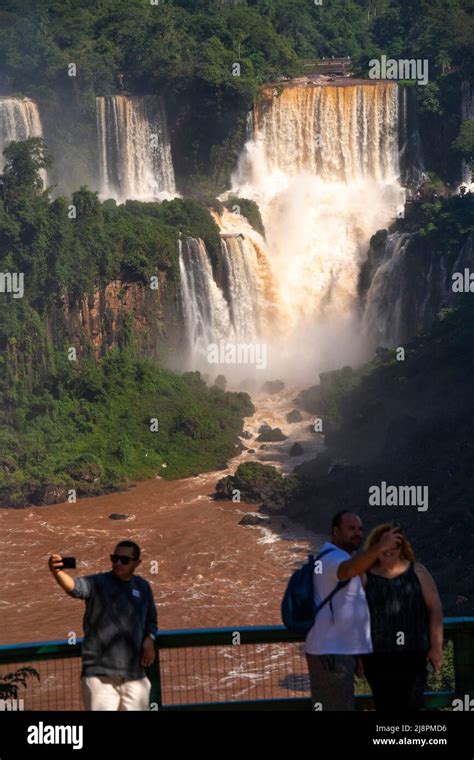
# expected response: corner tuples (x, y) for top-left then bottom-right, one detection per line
(305, 510), (401, 710)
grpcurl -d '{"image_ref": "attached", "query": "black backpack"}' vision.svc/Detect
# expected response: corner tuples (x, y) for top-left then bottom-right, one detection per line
(281, 548), (350, 633)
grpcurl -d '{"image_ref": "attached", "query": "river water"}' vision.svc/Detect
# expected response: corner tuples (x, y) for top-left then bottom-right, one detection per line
(0, 388), (325, 645)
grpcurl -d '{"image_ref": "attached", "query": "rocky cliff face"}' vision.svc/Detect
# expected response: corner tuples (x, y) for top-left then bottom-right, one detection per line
(56, 274), (183, 362)
(360, 228), (474, 349)
(3, 264), (185, 403)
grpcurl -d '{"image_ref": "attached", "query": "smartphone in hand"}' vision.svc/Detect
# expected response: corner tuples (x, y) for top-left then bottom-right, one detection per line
(61, 557), (77, 569)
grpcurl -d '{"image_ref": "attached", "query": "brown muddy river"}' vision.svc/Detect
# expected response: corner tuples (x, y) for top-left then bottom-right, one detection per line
(0, 389), (325, 645)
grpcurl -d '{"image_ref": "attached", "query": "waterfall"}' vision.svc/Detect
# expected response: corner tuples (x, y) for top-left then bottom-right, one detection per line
(250, 83), (400, 182)
(362, 232), (474, 348)
(179, 238), (232, 367)
(96, 95), (176, 202)
(461, 81), (474, 188)
(229, 82), (405, 380)
(398, 86), (427, 187)
(178, 211), (278, 376)
(0, 97), (44, 172)
(362, 233), (416, 346)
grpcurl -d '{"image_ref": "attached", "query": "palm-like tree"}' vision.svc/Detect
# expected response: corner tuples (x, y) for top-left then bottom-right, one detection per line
(0, 667), (40, 700)
(436, 52), (452, 75)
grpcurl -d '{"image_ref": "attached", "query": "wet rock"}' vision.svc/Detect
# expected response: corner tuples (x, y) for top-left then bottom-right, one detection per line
(256, 427), (288, 442)
(240, 430), (253, 439)
(261, 380), (285, 395)
(286, 409), (303, 424)
(108, 513), (130, 520)
(258, 422), (272, 433)
(28, 484), (68, 506)
(290, 442), (304, 457)
(238, 513), (270, 526)
(215, 462), (295, 513)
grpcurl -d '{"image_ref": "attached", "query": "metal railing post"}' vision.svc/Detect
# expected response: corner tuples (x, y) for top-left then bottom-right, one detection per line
(453, 625), (474, 698)
(146, 640), (162, 711)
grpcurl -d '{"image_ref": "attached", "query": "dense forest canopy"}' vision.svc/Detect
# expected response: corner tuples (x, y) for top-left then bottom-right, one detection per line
(0, 0), (472, 102)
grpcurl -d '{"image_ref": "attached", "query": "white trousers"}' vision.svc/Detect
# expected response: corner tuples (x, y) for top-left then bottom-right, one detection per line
(81, 675), (151, 711)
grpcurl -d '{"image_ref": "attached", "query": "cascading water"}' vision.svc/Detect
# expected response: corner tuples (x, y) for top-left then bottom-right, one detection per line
(179, 237), (233, 368)
(227, 82), (405, 379)
(0, 97), (44, 173)
(96, 95), (176, 202)
(178, 210), (278, 376)
(461, 81), (474, 189)
(398, 86), (427, 188)
(362, 233), (416, 346)
(248, 83), (400, 181)
(362, 232), (474, 348)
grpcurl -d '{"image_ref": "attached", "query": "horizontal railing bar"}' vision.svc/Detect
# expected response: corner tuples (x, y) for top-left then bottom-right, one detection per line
(0, 643), (82, 665)
(159, 691), (456, 711)
(2, 617), (472, 658)
(0, 621), (471, 670)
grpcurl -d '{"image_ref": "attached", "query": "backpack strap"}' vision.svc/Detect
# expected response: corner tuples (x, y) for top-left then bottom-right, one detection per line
(312, 548), (350, 620)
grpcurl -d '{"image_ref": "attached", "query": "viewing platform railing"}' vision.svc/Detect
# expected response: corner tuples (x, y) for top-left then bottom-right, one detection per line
(0, 618), (473, 710)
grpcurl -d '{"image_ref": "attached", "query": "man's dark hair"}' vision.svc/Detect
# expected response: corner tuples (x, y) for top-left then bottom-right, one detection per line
(115, 540), (141, 560)
(331, 510), (351, 532)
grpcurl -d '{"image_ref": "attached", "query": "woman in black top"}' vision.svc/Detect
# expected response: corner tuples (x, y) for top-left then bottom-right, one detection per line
(360, 523), (443, 711)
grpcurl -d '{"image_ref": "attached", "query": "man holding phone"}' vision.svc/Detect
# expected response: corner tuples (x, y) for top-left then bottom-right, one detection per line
(48, 541), (158, 711)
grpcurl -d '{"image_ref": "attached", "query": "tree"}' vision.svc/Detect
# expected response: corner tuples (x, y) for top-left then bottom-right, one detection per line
(215, 374), (227, 391)
(0, 138), (51, 207)
(0, 666), (39, 700)
(452, 121), (474, 166)
(435, 51), (451, 75)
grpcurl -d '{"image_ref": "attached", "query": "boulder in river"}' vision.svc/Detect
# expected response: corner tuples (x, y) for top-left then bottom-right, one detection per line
(286, 409), (303, 424)
(215, 462), (296, 513)
(238, 513), (270, 526)
(240, 430), (253, 439)
(290, 442), (304, 457)
(261, 380), (285, 395)
(256, 427), (288, 442)
(108, 513), (130, 520)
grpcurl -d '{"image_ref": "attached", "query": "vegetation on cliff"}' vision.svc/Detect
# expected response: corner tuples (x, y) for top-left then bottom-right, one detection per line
(0, 353), (254, 507)
(293, 297), (474, 613)
(0, 140), (254, 507)
(215, 461), (297, 512)
(1, 1), (471, 99)
(223, 196), (265, 237)
(1, 1), (472, 192)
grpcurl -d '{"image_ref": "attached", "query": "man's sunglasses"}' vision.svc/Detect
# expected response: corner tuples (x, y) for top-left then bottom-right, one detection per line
(110, 554), (136, 565)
